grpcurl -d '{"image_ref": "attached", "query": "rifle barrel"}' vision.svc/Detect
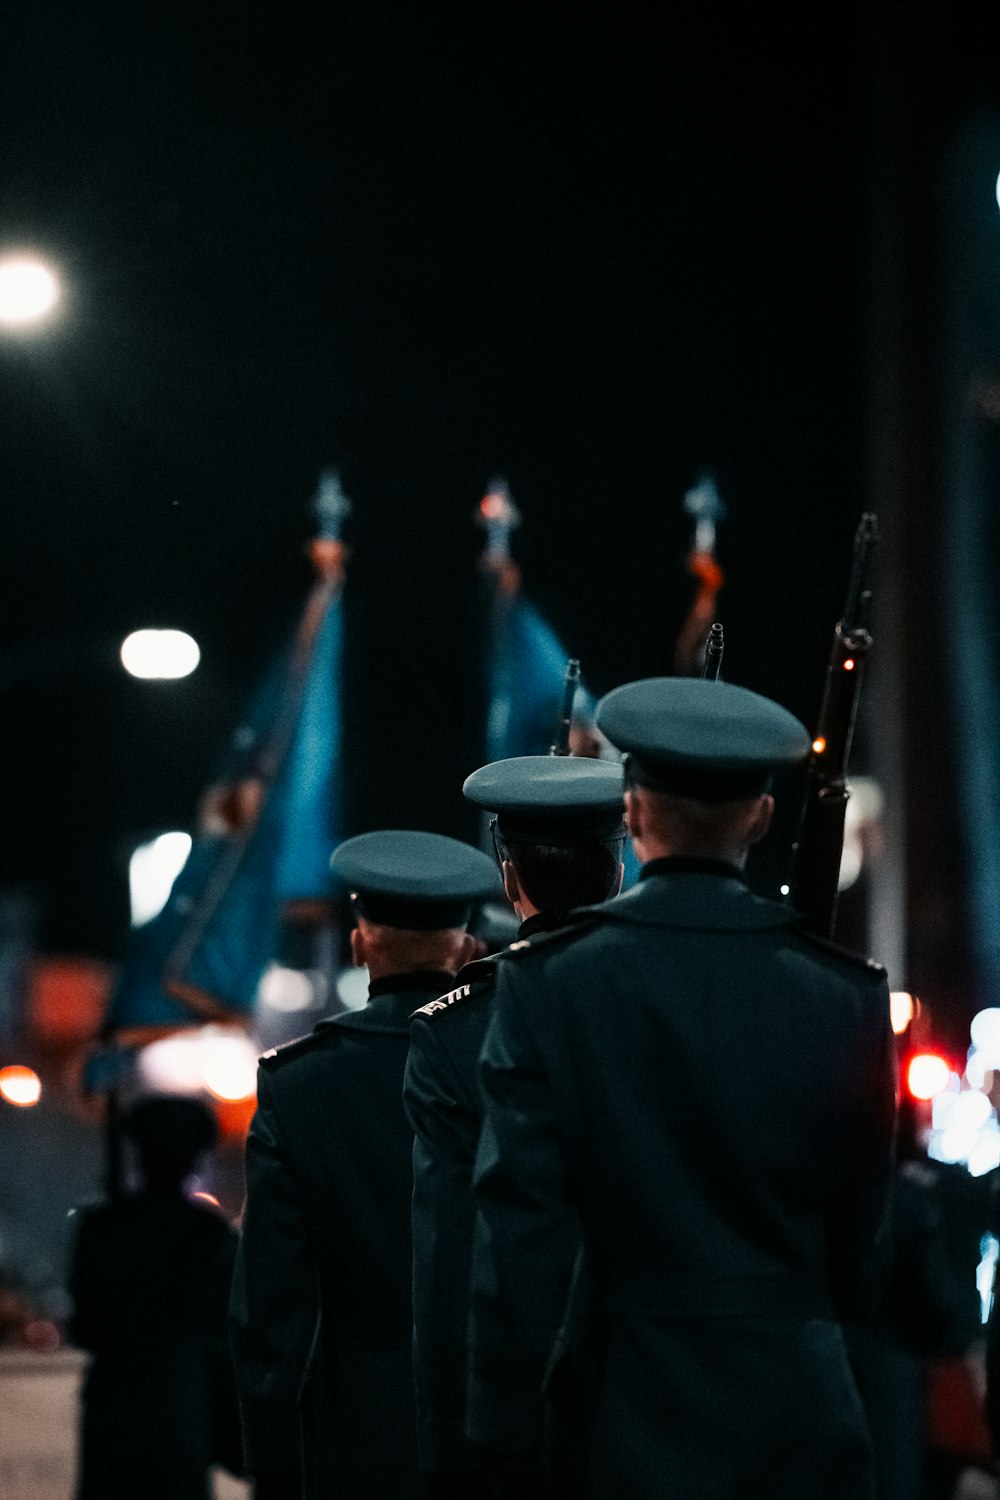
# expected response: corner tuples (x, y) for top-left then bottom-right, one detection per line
(702, 623), (724, 681)
(550, 658), (582, 755)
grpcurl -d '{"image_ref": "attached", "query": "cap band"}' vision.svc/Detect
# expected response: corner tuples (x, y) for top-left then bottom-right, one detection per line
(624, 753), (773, 804)
(496, 812), (628, 846)
(352, 892), (474, 930)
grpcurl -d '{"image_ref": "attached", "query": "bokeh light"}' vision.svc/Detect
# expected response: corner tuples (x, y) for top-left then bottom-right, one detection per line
(129, 831), (192, 927)
(120, 629), (200, 680)
(907, 1052), (951, 1100)
(890, 991), (915, 1035)
(0, 256), (60, 326)
(0, 1065), (42, 1107)
(199, 1033), (258, 1102)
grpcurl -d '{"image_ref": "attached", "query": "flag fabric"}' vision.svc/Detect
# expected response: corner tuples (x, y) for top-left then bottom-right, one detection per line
(164, 564), (345, 1017)
(91, 483), (350, 1073)
(485, 590), (596, 762)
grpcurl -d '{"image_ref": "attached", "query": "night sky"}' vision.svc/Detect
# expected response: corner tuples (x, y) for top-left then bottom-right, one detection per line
(0, 7), (987, 963)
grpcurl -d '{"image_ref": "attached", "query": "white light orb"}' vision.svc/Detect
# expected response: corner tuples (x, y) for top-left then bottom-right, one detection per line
(0, 257), (60, 326)
(970, 1135), (1000, 1180)
(138, 1034), (204, 1095)
(971, 1008), (1000, 1054)
(890, 991), (915, 1036)
(121, 629), (200, 680)
(936, 1122), (979, 1164)
(258, 965), (316, 1014)
(129, 831), (192, 927)
(951, 1089), (994, 1132)
(966, 1050), (991, 1090)
(336, 966), (370, 1012)
(199, 1033), (259, 1102)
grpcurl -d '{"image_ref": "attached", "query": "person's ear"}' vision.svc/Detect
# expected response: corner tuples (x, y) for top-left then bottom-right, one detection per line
(624, 788), (649, 858)
(350, 925), (366, 968)
(747, 793), (775, 846)
(458, 932), (479, 968)
(502, 859), (521, 908)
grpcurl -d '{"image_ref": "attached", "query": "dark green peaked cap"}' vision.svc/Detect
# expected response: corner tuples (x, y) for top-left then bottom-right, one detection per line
(595, 677), (810, 802)
(463, 755), (626, 844)
(330, 830), (503, 929)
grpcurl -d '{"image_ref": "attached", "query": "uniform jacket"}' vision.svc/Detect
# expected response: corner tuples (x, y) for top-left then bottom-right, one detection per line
(69, 1190), (239, 1500)
(405, 915), (559, 1475)
(230, 972), (455, 1500)
(467, 860), (898, 1500)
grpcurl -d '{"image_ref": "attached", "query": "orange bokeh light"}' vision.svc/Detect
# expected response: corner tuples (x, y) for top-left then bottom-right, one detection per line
(812, 737), (826, 754)
(843, 658), (856, 671)
(0, 1066), (42, 1107)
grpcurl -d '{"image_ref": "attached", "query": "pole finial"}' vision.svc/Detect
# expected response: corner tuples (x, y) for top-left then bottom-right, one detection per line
(683, 470), (727, 556)
(310, 469), (352, 581)
(476, 475), (521, 561)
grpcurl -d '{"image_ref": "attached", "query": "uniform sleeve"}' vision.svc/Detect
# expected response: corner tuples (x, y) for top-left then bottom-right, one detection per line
(466, 967), (578, 1454)
(404, 1018), (482, 1474)
(827, 974), (899, 1319)
(229, 1064), (319, 1481)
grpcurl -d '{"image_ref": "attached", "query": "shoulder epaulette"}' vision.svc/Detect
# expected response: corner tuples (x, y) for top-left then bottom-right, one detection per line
(493, 916), (599, 964)
(258, 1028), (326, 1069)
(798, 928), (887, 977)
(411, 979), (478, 1021)
(409, 954), (504, 1021)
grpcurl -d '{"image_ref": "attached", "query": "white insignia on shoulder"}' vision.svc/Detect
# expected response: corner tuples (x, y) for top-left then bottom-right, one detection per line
(261, 1048), (278, 1060)
(508, 939), (532, 952)
(412, 982), (472, 1019)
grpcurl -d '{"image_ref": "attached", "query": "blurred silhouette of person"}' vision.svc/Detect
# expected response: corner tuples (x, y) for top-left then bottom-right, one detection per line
(69, 1093), (242, 1500)
(847, 1093), (983, 1500)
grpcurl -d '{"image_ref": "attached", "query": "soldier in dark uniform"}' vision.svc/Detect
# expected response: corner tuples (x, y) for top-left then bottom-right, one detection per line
(403, 755), (627, 1497)
(229, 830), (501, 1500)
(69, 1094), (239, 1500)
(466, 677), (898, 1500)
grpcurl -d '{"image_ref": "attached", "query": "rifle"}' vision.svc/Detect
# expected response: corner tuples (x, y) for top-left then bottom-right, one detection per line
(550, 658), (582, 756)
(702, 623), (724, 681)
(788, 512), (879, 938)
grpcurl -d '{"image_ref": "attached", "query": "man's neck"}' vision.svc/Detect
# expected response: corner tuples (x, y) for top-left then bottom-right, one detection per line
(634, 839), (747, 869)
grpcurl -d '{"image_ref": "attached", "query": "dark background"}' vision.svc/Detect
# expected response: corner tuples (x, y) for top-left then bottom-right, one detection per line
(0, 4), (998, 1037)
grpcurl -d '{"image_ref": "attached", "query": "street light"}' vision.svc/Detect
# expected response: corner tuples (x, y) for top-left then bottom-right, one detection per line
(120, 629), (201, 680)
(0, 255), (61, 328)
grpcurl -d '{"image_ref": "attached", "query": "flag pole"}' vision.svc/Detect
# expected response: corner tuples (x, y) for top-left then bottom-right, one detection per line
(673, 471), (726, 677)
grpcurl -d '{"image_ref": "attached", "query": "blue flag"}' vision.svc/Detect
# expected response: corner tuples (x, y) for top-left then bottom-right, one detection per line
(163, 568), (345, 1017)
(486, 592), (595, 762)
(91, 547), (346, 1076)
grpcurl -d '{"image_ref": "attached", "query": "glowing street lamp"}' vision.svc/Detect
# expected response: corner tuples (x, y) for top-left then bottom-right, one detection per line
(120, 629), (200, 680)
(0, 256), (61, 328)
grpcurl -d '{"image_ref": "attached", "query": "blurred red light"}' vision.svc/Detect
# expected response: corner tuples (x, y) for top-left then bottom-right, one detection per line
(907, 1053), (951, 1101)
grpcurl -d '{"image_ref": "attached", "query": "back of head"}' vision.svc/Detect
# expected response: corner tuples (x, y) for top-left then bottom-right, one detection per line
(125, 1094), (218, 1192)
(463, 754), (627, 919)
(330, 829), (503, 980)
(500, 836), (623, 920)
(595, 676), (810, 865)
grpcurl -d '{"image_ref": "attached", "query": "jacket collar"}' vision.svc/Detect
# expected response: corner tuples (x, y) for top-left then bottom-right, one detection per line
(573, 864), (799, 932)
(325, 971), (456, 1036)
